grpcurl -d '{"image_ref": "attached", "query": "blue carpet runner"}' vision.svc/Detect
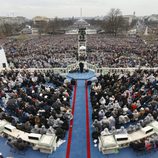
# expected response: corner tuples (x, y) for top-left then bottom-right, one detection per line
(69, 80), (87, 158)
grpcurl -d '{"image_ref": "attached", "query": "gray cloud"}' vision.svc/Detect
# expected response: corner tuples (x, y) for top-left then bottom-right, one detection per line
(0, 0), (157, 18)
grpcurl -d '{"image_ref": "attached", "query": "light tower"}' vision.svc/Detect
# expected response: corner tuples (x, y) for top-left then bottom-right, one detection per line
(78, 27), (87, 61)
(144, 26), (149, 36)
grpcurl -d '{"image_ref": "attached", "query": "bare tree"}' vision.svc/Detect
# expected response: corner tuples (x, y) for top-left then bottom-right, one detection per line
(3, 23), (13, 36)
(46, 17), (74, 34)
(105, 8), (125, 36)
(0, 22), (24, 36)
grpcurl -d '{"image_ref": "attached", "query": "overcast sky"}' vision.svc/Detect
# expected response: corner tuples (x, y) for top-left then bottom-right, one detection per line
(0, 0), (157, 18)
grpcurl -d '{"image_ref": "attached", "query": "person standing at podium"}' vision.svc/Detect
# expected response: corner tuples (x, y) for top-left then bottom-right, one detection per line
(79, 62), (84, 73)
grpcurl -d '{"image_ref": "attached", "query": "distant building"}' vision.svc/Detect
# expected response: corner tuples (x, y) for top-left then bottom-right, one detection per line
(32, 16), (50, 25)
(0, 16), (27, 25)
(32, 28), (39, 34)
(124, 14), (137, 25)
(66, 18), (97, 34)
(148, 14), (158, 22)
(73, 19), (90, 28)
(127, 29), (137, 36)
(21, 28), (32, 34)
(94, 16), (105, 20)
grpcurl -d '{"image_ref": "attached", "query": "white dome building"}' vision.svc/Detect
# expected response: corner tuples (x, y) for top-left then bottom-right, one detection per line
(73, 19), (90, 28)
(79, 46), (86, 51)
(66, 18), (97, 34)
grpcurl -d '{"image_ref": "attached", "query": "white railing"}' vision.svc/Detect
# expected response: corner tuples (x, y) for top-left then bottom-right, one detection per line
(66, 63), (78, 72)
(96, 67), (158, 75)
(0, 67), (68, 76)
(1, 64), (158, 76)
(86, 62), (97, 72)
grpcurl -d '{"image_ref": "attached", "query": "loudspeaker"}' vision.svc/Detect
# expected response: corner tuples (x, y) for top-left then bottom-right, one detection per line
(4, 124), (16, 132)
(71, 79), (76, 85)
(141, 126), (153, 134)
(2, 63), (6, 68)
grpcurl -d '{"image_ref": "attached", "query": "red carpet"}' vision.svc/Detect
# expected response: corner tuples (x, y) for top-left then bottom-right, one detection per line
(66, 83), (77, 158)
(85, 81), (91, 158)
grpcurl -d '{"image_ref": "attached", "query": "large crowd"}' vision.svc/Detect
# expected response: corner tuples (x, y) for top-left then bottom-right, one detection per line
(90, 70), (158, 150)
(0, 70), (73, 143)
(0, 32), (158, 156)
(87, 34), (158, 68)
(1, 35), (78, 68)
(0, 34), (158, 69)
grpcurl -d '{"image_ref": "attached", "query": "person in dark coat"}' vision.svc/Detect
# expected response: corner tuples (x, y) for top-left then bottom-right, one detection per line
(79, 62), (84, 73)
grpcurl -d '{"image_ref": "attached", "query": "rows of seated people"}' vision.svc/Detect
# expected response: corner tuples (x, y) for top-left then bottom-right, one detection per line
(90, 70), (158, 144)
(1, 34), (158, 69)
(130, 134), (158, 152)
(0, 70), (73, 141)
